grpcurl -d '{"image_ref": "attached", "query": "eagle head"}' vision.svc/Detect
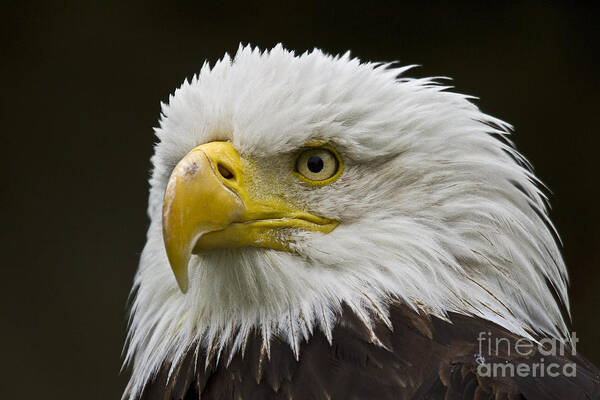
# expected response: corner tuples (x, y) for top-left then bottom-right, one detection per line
(124, 45), (568, 398)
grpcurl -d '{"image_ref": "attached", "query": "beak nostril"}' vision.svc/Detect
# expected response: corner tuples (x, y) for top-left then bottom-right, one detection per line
(217, 163), (234, 180)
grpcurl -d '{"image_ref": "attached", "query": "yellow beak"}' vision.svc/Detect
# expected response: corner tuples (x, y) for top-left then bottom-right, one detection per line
(162, 141), (338, 293)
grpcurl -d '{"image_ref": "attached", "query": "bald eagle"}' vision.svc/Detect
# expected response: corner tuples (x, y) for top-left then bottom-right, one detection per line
(123, 45), (600, 400)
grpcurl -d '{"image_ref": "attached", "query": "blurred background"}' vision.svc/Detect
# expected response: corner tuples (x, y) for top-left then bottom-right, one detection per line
(2, 1), (598, 398)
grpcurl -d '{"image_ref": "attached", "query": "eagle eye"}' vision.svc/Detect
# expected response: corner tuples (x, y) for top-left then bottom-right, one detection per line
(294, 146), (342, 184)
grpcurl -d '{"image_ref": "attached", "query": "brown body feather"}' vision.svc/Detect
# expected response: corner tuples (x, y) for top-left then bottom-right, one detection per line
(140, 304), (600, 400)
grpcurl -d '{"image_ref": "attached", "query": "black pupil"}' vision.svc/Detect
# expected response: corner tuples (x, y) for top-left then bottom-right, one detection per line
(307, 155), (324, 173)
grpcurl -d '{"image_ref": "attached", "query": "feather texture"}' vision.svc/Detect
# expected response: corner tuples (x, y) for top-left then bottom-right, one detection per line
(139, 303), (600, 400)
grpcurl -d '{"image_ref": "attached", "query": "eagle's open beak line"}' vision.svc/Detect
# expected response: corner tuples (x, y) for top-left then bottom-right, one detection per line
(162, 141), (338, 293)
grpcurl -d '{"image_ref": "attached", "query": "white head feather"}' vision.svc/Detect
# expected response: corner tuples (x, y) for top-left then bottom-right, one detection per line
(123, 44), (569, 399)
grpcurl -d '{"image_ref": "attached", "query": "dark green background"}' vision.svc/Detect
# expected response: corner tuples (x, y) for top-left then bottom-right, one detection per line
(3, 1), (598, 399)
